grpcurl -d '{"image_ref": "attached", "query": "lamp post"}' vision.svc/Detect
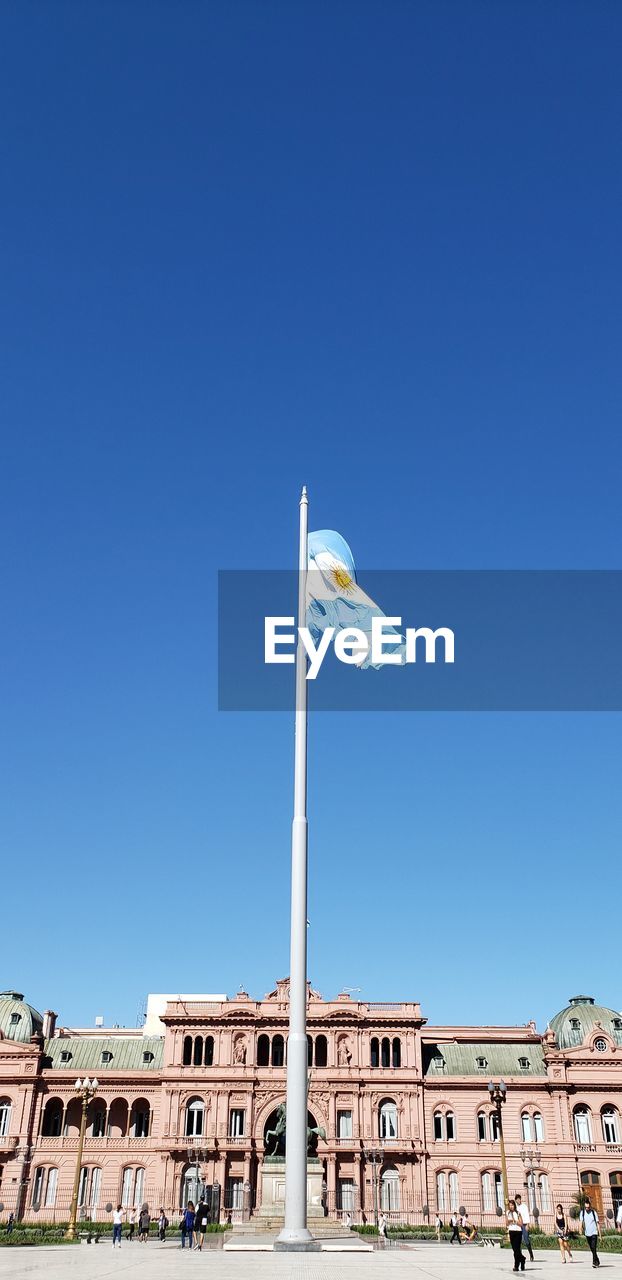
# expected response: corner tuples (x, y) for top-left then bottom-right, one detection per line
(187, 1146), (207, 1206)
(520, 1146), (542, 1218)
(488, 1080), (509, 1208)
(65, 1077), (98, 1240)
(364, 1149), (383, 1228)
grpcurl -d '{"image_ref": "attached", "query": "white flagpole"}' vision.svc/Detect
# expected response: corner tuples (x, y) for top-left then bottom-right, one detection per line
(276, 486), (313, 1248)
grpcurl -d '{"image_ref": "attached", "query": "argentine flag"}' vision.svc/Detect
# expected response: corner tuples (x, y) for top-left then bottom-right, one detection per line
(307, 530), (401, 669)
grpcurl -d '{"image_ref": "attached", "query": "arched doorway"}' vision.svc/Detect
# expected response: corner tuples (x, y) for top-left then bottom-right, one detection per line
(581, 1171), (603, 1217)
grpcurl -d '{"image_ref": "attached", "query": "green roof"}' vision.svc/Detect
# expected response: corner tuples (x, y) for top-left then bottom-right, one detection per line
(423, 1040), (546, 1078)
(44, 1035), (164, 1072)
(549, 997), (622, 1050)
(0, 991), (43, 1043)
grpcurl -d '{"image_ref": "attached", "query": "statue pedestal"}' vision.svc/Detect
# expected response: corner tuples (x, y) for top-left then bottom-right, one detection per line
(259, 1159), (324, 1221)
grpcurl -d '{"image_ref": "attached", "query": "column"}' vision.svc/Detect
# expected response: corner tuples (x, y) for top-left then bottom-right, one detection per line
(327, 1154), (337, 1218)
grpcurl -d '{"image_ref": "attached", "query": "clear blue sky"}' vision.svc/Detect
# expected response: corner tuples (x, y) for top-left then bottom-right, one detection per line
(1, 2), (620, 1032)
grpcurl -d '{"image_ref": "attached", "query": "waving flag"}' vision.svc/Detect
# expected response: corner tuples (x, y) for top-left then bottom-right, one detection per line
(307, 529), (401, 668)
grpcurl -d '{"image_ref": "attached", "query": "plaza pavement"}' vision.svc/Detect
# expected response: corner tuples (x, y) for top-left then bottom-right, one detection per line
(2, 1241), (622, 1280)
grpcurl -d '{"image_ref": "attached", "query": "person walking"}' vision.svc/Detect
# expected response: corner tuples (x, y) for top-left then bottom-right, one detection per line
(555, 1204), (572, 1263)
(507, 1199), (526, 1272)
(127, 1207), (136, 1241)
(181, 1201), (195, 1249)
(193, 1199), (210, 1250)
(435, 1212), (443, 1241)
(449, 1211), (461, 1244)
(112, 1205), (123, 1248)
(158, 1208), (168, 1241)
(378, 1211), (388, 1239)
(616, 1201), (622, 1234)
(580, 1197), (600, 1268)
(515, 1195), (534, 1263)
(138, 1206), (150, 1242)
(6, 1213), (14, 1235)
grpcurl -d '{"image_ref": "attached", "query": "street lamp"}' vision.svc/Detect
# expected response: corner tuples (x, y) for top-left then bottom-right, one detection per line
(488, 1080), (509, 1209)
(364, 1149), (383, 1228)
(520, 1146), (542, 1220)
(187, 1146), (208, 1206)
(65, 1077), (98, 1240)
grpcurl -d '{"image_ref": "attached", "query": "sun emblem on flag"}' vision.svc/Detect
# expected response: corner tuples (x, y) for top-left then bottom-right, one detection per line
(330, 562), (354, 593)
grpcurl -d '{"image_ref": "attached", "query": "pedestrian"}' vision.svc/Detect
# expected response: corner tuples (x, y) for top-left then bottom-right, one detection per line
(158, 1207), (168, 1241)
(6, 1213), (14, 1235)
(555, 1204), (572, 1263)
(138, 1206), (150, 1242)
(515, 1195), (534, 1262)
(616, 1201), (622, 1233)
(449, 1211), (461, 1244)
(194, 1199), (209, 1250)
(378, 1211), (387, 1238)
(181, 1201), (195, 1249)
(343, 1210), (352, 1230)
(112, 1204), (123, 1248)
(580, 1196), (600, 1268)
(127, 1207), (136, 1241)
(435, 1212), (443, 1241)
(507, 1199), (525, 1272)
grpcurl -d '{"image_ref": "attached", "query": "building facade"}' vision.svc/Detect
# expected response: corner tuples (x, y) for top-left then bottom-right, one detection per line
(1, 982), (622, 1229)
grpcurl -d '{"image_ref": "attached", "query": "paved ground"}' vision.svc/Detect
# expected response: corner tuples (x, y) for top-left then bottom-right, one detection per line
(1, 1241), (622, 1279)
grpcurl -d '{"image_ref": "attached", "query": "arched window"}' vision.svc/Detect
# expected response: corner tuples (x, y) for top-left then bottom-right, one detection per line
(307, 1036), (313, 1067)
(610, 1172), (622, 1216)
(490, 1112), (500, 1142)
(185, 1098), (204, 1137)
(370, 1038), (379, 1069)
(204, 1036), (214, 1067)
(446, 1112), (455, 1140)
(449, 1171), (459, 1211)
(315, 1035), (327, 1067)
(41, 1098), (63, 1137)
(193, 1037), (203, 1067)
(90, 1104), (106, 1138)
(107, 1098), (128, 1138)
(477, 1111), (487, 1141)
(392, 1038), (401, 1068)
(521, 1112), (532, 1142)
(436, 1170), (446, 1210)
(131, 1100), (150, 1138)
(380, 1167), (400, 1211)
(481, 1170), (503, 1212)
(257, 1034), (270, 1067)
(533, 1112), (544, 1142)
(433, 1110), (443, 1140)
(539, 1172), (551, 1212)
(271, 1034), (285, 1067)
(121, 1166), (145, 1208)
(381, 1038), (391, 1069)
(603, 1108), (620, 1144)
(574, 1107), (592, 1144)
(379, 1099), (398, 1140)
(32, 1166), (58, 1208)
(0, 1099), (12, 1137)
(78, 1167), (101, 1211)
(183, 1036), (193, 1066)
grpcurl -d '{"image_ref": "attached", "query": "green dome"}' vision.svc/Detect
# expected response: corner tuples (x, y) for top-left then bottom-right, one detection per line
(549, 996), (622, 1049)
(0, 991), (43, 1043)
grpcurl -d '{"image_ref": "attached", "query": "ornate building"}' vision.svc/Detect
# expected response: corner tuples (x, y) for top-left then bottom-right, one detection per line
(1, 982), (622, 1228)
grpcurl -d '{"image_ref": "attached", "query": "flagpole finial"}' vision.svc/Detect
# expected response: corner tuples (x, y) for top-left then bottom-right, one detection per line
(300, 485), (308, 505)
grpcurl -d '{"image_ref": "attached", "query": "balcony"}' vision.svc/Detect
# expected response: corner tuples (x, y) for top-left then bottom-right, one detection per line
(0, 1136), (18, 1151)
(35, 1135), (156, 1150)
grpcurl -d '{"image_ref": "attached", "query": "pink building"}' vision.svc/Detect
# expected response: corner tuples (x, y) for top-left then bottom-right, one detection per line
(1, 983), (622, 1229)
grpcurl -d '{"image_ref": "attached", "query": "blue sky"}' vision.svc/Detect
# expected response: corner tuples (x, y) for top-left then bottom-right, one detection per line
(1, 1), (620, 1032)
